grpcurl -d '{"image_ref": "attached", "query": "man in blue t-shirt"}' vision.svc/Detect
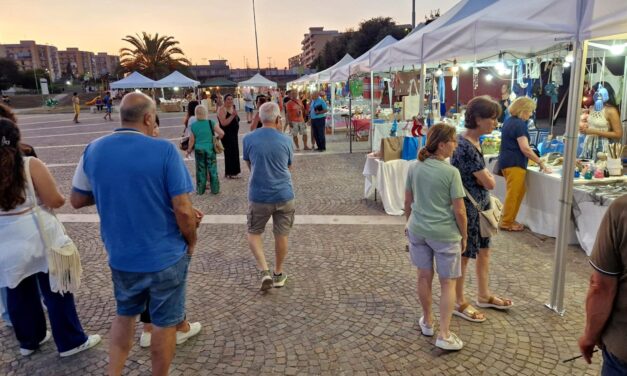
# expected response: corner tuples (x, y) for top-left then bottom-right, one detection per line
(103, 91), (113, 121)
(70, 92), (201, 375)
(309, 90), (328, 152)
(243, 102), (295, 291)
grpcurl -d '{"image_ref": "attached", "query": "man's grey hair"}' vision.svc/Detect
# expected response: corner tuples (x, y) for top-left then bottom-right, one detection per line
(259, 102), (280, 124)
(120, 92), (156, 123)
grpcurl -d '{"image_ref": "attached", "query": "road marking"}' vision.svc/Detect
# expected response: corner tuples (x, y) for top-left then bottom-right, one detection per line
(20, 116), (182, 132)
(23, 125), (181, 139)
(58, 214), (404, 225)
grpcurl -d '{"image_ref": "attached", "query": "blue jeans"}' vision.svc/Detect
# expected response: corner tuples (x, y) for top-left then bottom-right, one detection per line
(0, 287), (11, 325)
(7, 272), (88, 352)
(111, 254), (190, 327)
(603, 349), (627, 376)
(311, 117), (326, 150)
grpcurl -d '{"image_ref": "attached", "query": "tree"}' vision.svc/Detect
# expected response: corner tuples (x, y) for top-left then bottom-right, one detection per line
(0, 58), (20, 91)
(119, 32), (191, 79)
(311, 17), (411, 70)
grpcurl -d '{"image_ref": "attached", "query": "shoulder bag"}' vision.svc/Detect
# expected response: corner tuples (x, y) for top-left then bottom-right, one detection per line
(463, 187), (503, 238)
(24, 157), (82, 294)
(210, 120), (224, 154)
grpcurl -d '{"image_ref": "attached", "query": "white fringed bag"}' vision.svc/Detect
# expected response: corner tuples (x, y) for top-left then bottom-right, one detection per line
(24, 157), (82, 294)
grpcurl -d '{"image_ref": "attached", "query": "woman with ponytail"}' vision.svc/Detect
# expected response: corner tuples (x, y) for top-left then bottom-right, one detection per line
(0, 118), (101, 357)
(404, 123), (467, 351)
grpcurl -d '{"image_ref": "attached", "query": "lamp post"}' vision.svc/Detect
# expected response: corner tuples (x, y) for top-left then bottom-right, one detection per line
(412, 0), (416, 28)
(252, 0), (261, 72)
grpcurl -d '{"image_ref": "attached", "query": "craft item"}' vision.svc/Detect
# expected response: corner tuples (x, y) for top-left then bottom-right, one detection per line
(401, 137), (419, 160)
(584, 170), (593, 180)
(594, 169), (604, 179)
(574, 170), (580, 178)
(411, 116), (424, 137)
(402, 79), (421, 120)
(607, 157), (622, 176)
(380, 136), (403, 162)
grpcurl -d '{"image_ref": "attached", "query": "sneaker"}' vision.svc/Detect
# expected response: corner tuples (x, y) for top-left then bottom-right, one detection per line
(273, 273), (287, 288)
(418, 316), (434, 337)
(176, 322), (202, 344)
(435, 332), (463, 351)
(139, 332), (151, 348)
(20, 330), (52, 356)
(260, 270), (273, 291)
(59, 334), (101, 357)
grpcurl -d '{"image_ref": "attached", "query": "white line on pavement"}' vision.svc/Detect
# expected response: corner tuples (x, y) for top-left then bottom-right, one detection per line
(57, 214), (404, 225)
(20, 117), (182, 132)
(18, 116), (105, 125)
(23, 125), (182, 139)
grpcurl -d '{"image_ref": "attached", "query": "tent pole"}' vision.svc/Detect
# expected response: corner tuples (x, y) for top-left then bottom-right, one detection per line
(546, 40), (587, 316)
(349, 82), (353, 154)
(622, 55), (627, 145)
(370, 71), (375, 152)
(331, 83), (335, 135)
(419, 64), (426, 149)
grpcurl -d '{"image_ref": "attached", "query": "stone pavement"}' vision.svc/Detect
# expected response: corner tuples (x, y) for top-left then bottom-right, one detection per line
(0, 113), (601, 375)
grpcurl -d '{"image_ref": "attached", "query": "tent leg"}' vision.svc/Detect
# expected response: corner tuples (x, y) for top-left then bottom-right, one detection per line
(331, 85), (335, 135)
(370, 71), (375, 152)
(349, 93), (352, 154)
(546, 40), (587, 316)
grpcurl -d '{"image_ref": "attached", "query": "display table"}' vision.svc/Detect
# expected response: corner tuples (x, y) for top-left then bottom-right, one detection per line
(160, 101), (183, 112)
(363, 155), (414, 215)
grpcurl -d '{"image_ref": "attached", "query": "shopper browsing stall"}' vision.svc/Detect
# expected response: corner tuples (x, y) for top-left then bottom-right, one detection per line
(309, 91), (328, 152)
(579, 82), (623, 159)
(496, 97), (552, 232)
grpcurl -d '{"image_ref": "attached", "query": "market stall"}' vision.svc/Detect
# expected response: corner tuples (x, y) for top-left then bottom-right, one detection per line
(110, 71), (155, 89)
(153, 71), (200, 112)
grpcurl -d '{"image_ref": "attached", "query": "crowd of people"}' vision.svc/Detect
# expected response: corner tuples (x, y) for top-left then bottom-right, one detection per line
(0, 84), (625, 375)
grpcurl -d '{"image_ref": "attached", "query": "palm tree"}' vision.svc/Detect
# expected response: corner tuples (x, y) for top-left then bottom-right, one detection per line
(119, 32), (191, 79)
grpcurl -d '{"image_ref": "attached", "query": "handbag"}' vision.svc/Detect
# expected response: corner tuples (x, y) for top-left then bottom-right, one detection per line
(208, 120), (224, 154)
(401, 136), (419, 160)
(24, 157), (82, 294)
(179, 125), (189, 151)
(463, 187), (503, 238)
(402, 79), (421, 120)
(380, 136), (403, 162)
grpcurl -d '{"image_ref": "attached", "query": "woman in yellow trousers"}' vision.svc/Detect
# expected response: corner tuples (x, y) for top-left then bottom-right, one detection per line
(496, 97), (552, 231)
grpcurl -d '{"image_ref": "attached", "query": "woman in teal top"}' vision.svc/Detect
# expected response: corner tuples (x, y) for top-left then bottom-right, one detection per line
(404, 123), (467, 351)
(187, 106), (224, 194)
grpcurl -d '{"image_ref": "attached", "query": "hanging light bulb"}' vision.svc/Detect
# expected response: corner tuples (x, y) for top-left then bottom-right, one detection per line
(485, 73), (493, 81)
(565, 53), (574, 63)
(563, 61), (571, 68)
(435, 66), (443, 76)
(451, 65), (459, 73)
(461, 63), (471, 71)
(501, 67), (512, 75)
(494, 52), (505, 71)
(610, 43), (625, 55)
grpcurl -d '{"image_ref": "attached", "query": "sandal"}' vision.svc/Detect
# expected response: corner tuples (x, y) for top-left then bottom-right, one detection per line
(435, 332), (464, 351)
(499, 222), (525, 232)
(452, 302), (486, 323)
(476, 296), (514, 310)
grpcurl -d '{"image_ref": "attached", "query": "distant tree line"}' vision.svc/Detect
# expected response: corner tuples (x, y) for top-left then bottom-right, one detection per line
(310, 17), (412, 71)
(0, 58), (52, 91)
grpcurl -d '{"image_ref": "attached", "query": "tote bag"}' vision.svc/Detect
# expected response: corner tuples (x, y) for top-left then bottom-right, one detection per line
(402, 79), (421, 120)
(380, 136), (403, 162)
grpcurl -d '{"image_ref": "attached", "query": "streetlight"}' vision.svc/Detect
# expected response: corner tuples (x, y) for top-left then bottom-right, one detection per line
(252, 0), (261, 72)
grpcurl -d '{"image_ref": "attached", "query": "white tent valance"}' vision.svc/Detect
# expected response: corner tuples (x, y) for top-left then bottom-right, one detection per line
(110, 71), (155, 89)
(238, 73), (277, 88)
(154, 71), (199, 88)
(309, 54), (354, 83)
(329, 35), (397, 81)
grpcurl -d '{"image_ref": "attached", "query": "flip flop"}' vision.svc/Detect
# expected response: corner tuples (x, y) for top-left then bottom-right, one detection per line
(452, 302), (486, 323)
(499, 223), (525, 232)
(475, 296), (514, 310)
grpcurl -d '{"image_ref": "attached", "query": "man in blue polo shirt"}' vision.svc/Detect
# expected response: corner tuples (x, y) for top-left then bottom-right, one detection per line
(310, 90), (328, 152)
(243, 102), (295, 291)
(70, 92), (201, 376)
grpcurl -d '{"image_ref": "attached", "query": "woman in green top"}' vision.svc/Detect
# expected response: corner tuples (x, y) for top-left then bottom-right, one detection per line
(187, 106), (224, 194)
(404, 123), (468, 351)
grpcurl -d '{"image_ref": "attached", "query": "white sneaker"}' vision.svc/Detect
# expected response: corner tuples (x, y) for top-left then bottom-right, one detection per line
(20, 330), (52, 356)
(176, 322), (201, 345)
(59, 334), (101, 357)
(419, 316), (434, 337)
(139, 332), (151, 348)
(435, 332), (464, 351)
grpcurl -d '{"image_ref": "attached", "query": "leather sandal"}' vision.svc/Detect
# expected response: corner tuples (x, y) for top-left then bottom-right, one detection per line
(476, 295), (514, 310)
(452, 302), (486, 323)
(499, 222), (525, 232)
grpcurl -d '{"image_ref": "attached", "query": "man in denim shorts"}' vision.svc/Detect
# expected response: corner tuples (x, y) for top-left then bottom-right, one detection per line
(71, 92), (202, 375)
(243, 101), (295, 291)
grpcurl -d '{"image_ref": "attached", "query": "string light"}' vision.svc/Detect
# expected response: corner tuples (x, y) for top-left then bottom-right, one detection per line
(485, 73), (493, 81)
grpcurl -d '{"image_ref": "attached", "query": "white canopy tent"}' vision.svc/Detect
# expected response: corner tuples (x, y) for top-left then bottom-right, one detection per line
(154, 71), (200, 88)
(309, 54), (354, 84)
(286, 74), (313, 89)
(110, 71), (155, 89)
(330, 36), (397, 82)
(238, 73), (277, 88)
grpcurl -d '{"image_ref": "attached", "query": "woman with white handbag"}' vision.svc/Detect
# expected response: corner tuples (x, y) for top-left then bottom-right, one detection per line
(0, 119), (101, 357)
(451, 96), (513, 324)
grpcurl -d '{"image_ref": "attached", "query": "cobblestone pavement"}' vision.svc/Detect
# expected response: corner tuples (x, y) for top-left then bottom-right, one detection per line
(1, 113), (601, 375)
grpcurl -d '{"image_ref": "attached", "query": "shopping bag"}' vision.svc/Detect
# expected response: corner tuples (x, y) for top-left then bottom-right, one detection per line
(402, 79), (420, 120)
(401, 137), (419, 160)
(380, 136), (403, 162)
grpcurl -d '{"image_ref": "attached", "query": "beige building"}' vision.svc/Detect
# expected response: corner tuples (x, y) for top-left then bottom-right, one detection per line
(95, 52), (120, 77)
(288, 54), (302, 70)
(2, 40), (62, 80)
(301, 27), (340, 68)
(58, 48), (96, 79)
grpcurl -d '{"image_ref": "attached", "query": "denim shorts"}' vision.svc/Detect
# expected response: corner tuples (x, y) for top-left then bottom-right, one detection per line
(111, 254), (190, 327)
(407, 231), (462, 279)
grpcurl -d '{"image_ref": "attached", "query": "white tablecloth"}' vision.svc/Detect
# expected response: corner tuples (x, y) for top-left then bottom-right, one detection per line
(372, 122), (394, 152)
(363, 156), (412, 215)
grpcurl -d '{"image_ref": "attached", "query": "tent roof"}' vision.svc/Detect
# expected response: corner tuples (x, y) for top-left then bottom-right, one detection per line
(329, 36), (397, 81)
(238, 73), (277, 88)
(369, 0), (499, 72)
(286, 74), (312, 88)
(110, 71), (155, 89)
(154, 71), (200, 88)
(200, 77), (237, 87)
(579, 0), (627, 41)
(309, 54), (354, 83)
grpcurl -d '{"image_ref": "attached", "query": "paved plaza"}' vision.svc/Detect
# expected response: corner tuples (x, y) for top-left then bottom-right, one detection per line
(0, 112), (601, 375)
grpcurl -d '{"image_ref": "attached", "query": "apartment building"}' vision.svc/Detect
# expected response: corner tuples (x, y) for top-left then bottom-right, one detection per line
(2, 40), (62, 80)
(58, 48), (97, 79)
(288, 54), (303, 70)
(300, 27), (340, 68)
(95, 52), (120, 77)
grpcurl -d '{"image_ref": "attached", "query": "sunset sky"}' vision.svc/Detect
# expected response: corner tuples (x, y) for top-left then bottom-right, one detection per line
(1, 0), (458, 69)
